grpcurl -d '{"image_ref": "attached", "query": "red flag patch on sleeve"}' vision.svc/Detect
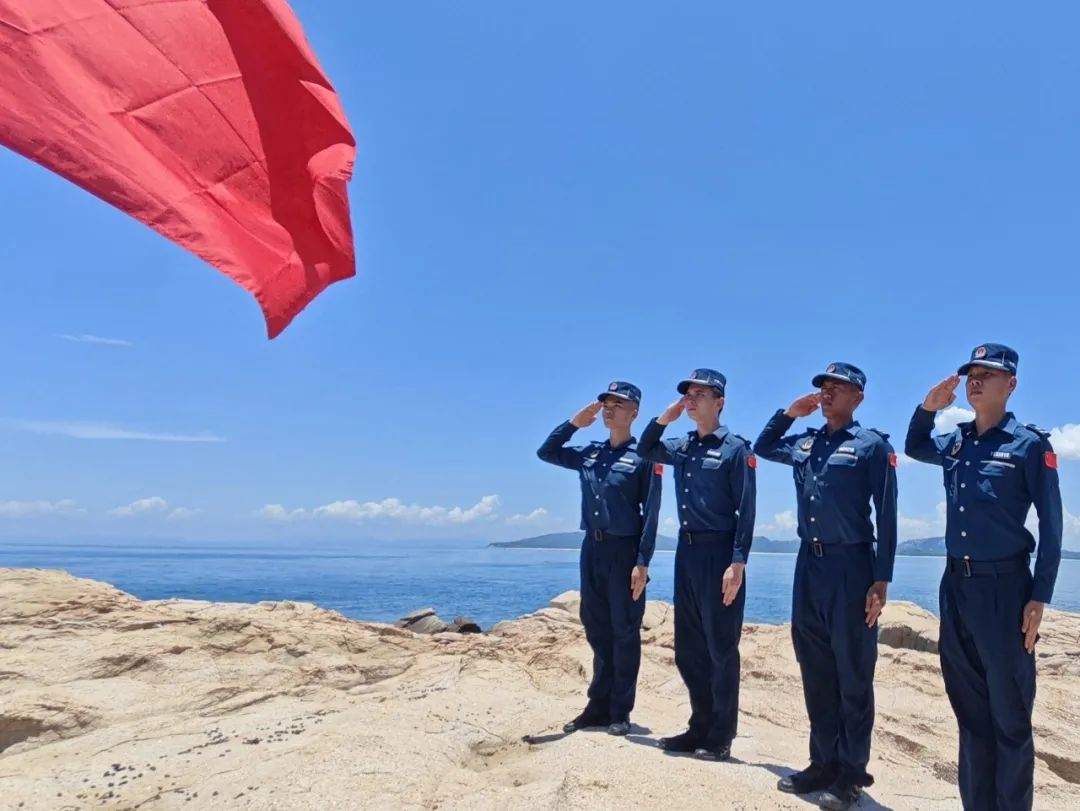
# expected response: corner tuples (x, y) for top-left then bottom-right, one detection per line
(1045, 452), (1058, 469)
(889, 453), (898, 468)
(747, 455), (758, 469)
(654, 464), (664, 476)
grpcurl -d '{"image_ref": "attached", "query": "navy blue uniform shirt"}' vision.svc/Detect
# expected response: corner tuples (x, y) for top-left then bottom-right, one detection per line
(637, 419), (756, 564)
(905, 406), (1063, 603)
(754, 410), (898, 583)
(537, 421), (662, 566)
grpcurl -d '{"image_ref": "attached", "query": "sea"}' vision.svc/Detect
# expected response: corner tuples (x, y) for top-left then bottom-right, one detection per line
(2, 538), (1078, 629)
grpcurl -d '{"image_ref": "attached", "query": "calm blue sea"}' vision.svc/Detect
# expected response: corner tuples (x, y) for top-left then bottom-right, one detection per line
(1, 539), (1077, 629)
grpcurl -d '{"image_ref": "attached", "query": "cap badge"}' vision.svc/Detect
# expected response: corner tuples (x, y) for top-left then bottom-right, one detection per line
(609, 383), (618, 391)
(827, 364), (837, 373)
(975, 346), (987, 359)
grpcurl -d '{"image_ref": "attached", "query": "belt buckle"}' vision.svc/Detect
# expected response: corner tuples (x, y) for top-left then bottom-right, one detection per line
(592, 529), (604, 542)
(811, 541), (824, 558)
(962, 556), (972, 577)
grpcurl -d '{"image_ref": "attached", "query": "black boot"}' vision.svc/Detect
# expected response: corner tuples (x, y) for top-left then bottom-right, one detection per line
(562, 709), (610, 733)
(778, 762), (840, 794)
(658, 730), (701, 752)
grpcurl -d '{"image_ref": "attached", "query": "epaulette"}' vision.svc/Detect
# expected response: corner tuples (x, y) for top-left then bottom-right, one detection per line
(730, 433), (752, 448)
(1025, 424), (1051, 439)
(867, 427), (891, 441)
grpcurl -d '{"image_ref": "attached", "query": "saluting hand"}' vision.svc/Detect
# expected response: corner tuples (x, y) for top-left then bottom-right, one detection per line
(922, 376), (961, 412)
(785, 393), (822, 419)
(657, 397), (686, 426)
(571, 401), (603, 428)
(865, 581), (888, 627)
(630, 565), (648, 602)
(1021, 600), (1044, 653)
(721, 563), (745, 606)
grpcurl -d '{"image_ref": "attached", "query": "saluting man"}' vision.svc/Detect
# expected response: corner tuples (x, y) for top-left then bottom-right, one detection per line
(906, 343), (1062, 811)
(537, 381), (662, 737)
(637, 368), (756, 762)
(754, 362), (897, 811)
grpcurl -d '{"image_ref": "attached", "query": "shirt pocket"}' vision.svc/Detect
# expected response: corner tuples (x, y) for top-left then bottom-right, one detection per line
(826, 454), (858, 468)
(975, 460), (1014, 501)
(701, 457), (724, 471)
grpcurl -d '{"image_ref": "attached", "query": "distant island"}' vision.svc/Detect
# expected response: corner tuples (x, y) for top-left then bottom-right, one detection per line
(491, 533), (1080, 559)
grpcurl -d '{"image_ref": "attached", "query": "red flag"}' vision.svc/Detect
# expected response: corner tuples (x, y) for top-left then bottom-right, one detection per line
(0, 0), (356, 338)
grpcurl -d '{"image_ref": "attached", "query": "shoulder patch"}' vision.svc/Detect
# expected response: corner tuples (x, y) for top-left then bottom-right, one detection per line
(654, 463), (664, 476)
(747, 454), (757, 469)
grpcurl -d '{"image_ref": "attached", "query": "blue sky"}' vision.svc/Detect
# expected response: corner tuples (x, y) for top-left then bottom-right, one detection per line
(1, 1), (1077, 547)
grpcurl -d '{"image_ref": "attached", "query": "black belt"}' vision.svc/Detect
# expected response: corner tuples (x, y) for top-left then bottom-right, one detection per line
(679, 530), (734, 544)
(803, 541), (873, 559)
(586, 529), (636, 542)
(946, 555), (1029, 577)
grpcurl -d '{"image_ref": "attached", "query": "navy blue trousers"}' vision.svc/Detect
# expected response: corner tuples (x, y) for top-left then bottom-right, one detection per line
(673, 535), (745, 748)
(791, 543), (877, 779)
(579, 533), (645, 721)
(939, 563), (1036, 811)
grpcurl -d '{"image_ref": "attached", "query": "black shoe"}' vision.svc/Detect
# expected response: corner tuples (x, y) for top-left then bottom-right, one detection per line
(607, 720), (631, 736)
(692, 744), (731, 762)
(658, 730), (701, 753)
(818, 780), (861, 810)
(778, 763), (840, 795)
(562, 711), (609, 733)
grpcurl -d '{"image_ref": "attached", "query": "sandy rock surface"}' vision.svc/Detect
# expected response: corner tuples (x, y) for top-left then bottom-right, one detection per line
(2, 567), (1078, 810)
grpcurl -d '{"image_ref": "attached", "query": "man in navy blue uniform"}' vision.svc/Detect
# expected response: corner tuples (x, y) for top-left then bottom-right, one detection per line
(754, 362), (897, 810)
(538, 381), (662, 737)
(906, 343), (1062, 811)
(637, 368), (756, 762)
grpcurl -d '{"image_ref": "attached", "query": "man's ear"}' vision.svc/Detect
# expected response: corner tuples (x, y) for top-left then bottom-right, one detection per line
(1008, 376), (1018, 395)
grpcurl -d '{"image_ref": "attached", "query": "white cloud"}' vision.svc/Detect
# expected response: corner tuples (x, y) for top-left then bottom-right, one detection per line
(506, 508), (548, 526)
(661, 516), (679, 534)
(166, 507), (202, 521)
(256, 504), (308, 521)
(314, 494), (499, 525)
(56, 333), (133, 347)
(898, 501), (948, 539)
(0, 499), (81, 517)
(759, 510), (797, 535)
(108, 496), (169, 517)
(934, 406), (975, 435)
(259, 495), (501, 526)
(1048, 424), (1080, 461)
(5, 420), (225, 443)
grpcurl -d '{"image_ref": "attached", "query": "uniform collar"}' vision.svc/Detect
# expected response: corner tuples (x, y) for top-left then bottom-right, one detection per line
(605, 436), (637, 451)
(689, 425), (730, 444)
(960, 412), (1019, 437)
(817, 419), (861, 439)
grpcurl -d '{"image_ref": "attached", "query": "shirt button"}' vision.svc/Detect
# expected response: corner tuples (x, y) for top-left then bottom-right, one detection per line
(688, 473), (693, 478)
(810, 496), (816, 501)
(813, 476), (818, 481)
(817, 457), (822, 461)
(961, 483), (966, 489)
(959, 506), (965, 512)
(684, 488), (689, 493)
(691, 457), (697, 461)
(681, 504), (686, 509)
(682, 521), (688, 526)
(974, 440), (979, 446)
(961, 531), (967, 537)
(810, 517), (816, 522)
(594, 511), (599, 516)
(965, 461), (970, 466)
(813, 537), (819, 542)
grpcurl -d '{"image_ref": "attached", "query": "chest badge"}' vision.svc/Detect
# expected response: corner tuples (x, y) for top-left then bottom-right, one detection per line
(951, 437), (963, 456)
(800, 438), (814, 451)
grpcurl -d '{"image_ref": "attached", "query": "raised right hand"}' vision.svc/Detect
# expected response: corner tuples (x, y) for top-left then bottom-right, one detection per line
(784, 393), (821, 419)
(922, 376), (961, 412)
(570, 401), (603, 428)
(657, 398), (686, 426)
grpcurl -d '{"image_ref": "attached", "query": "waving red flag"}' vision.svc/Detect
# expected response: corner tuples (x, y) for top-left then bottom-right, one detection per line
(0, 0), (356, 337)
